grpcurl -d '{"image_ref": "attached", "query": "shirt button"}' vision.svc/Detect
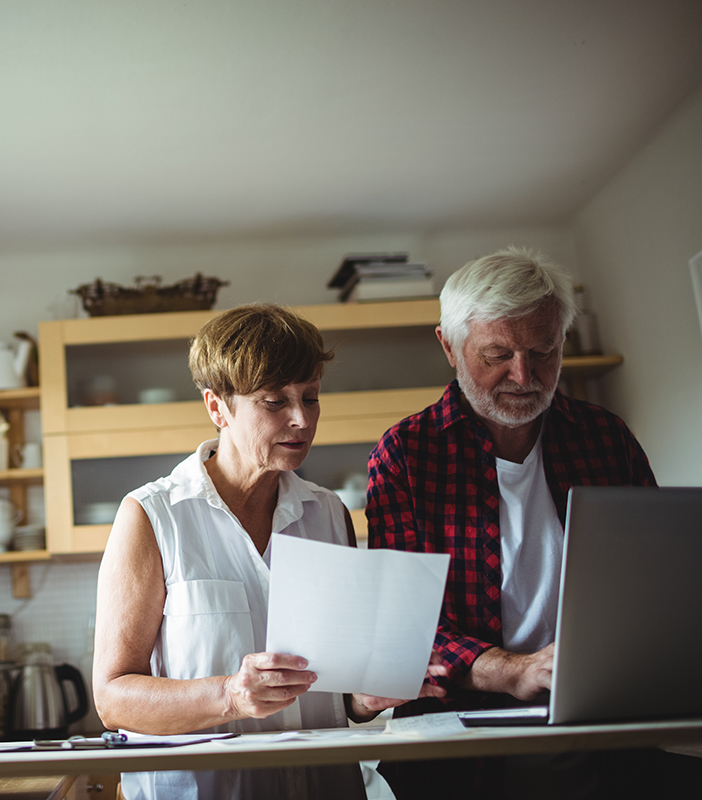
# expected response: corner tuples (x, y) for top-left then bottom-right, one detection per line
(484, 512), (494, 523)
(487, 570), (498, 582)
(482, 454), (490, 464)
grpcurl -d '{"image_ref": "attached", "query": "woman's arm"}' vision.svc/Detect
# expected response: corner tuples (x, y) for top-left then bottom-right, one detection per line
(93, 497), (317, 734)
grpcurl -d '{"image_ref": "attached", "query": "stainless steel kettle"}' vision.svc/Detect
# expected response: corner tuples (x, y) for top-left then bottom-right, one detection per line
(8, 642), (88, 740)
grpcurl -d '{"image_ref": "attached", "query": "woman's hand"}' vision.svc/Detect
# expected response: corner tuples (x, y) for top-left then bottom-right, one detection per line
(347, 650), (450, 723)
(224, 653), (318, 720)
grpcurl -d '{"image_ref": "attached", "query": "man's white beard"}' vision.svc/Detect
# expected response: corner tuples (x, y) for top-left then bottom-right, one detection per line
(455, 358), (559, 429)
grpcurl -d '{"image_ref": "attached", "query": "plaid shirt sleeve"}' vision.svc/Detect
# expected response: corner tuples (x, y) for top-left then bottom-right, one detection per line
(366, 386), (499, 688)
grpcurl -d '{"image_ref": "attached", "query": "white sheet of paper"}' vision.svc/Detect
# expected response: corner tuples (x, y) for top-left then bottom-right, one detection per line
(385, 712), (468, 737)
(266, 534), (450, 698)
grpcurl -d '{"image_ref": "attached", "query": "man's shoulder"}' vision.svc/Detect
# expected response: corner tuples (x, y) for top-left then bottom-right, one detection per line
(377, 382), (459, 443)
(551, 390), (629, 430)
(549, 391), (640, 451)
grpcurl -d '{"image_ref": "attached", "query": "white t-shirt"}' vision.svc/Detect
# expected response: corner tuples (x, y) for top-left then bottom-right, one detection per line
(496, 433), (563, 654)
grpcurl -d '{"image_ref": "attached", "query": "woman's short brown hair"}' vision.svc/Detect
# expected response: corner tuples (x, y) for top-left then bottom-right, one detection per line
(189, 303), (334, 398)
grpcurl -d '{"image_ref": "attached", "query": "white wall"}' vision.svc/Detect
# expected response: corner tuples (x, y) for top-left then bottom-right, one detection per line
(574, 85), (702, 486)
(0, 225), (577, 343)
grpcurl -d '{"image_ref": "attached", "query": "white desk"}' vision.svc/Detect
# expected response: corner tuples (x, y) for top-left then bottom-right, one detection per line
(1, 720), (702, 779)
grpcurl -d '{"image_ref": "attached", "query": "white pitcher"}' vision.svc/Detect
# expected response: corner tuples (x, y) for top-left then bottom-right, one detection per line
(0, 335), (32, 390)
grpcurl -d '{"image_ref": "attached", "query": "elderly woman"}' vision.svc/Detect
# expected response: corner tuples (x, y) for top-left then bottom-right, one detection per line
(93, 304), (446, 800)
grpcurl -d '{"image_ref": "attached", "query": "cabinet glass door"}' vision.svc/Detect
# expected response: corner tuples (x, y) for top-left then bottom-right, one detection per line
(65, 340), (200, 408)
(71, 453), (190, 526)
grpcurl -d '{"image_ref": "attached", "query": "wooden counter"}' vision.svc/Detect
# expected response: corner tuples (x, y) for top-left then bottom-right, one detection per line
(1, 720), (702, 780)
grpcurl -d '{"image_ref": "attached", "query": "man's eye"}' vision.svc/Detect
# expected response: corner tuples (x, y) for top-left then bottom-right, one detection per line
(265, 400), (284, 409)
(532, 350), (553, 361)
(304, 397), (320, 406)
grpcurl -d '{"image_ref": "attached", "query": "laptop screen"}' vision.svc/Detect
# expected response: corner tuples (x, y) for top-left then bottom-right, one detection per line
(550, 486), (702, 725)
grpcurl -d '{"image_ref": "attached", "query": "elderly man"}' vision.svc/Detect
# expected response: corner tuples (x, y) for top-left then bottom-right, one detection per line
(366, 247), (658, 799)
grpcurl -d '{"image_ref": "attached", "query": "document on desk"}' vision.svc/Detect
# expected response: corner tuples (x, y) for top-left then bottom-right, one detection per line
(266, 534), (450, 698)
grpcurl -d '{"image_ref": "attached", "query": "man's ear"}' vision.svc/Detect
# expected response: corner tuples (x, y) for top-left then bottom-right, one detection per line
(435, 326), (457, 369)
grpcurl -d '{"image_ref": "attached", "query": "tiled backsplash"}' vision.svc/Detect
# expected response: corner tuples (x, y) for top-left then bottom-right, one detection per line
(1, 561), (99, 666)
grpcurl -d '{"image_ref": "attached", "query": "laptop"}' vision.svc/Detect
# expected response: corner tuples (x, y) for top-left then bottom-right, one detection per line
(458, 486), (702, 727)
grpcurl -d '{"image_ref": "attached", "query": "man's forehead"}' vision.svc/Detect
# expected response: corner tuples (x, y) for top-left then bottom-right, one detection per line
(467, 312), (561, 349)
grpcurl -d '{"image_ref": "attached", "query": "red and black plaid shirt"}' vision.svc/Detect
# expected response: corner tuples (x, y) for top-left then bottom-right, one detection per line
(367, 380), (656, 710)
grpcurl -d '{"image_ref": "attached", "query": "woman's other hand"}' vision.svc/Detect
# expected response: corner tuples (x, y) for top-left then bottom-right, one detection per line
(224, 653), (318, 719)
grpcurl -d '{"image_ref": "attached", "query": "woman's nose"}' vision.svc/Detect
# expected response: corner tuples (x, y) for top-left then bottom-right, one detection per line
(288, 404), (310, 427)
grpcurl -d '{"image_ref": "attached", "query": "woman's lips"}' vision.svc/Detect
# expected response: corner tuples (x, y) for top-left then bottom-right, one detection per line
(278, 441), (306, 450)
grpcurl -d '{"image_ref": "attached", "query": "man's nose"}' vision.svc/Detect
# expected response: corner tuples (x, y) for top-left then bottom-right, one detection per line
(507, 352), (532, 387)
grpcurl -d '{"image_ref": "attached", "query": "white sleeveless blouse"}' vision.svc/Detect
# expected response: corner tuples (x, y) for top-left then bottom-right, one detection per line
(120, 440), (366, 800)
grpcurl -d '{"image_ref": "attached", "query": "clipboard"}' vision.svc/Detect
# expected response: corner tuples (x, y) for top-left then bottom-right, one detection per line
(0, 732), (240, 752)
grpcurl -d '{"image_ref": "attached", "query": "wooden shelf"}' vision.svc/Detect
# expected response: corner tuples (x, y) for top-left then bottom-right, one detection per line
(0, 386), (41, 408)
(53, 386), (446, 439)
(0, 386), (45, 596)
(0, 467), (43, 485)
(43, 299), (441, 345)
(561, 354), (623, 378)
(561, 354), (623, 400)
(0, 549), (51, 563)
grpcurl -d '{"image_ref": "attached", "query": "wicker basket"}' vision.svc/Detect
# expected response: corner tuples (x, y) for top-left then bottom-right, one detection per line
(70, 274), (229, 317)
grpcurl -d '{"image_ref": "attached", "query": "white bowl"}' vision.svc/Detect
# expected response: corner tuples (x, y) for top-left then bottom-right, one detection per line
(81, 502), (120, 525)
(139, 388), (176, 404)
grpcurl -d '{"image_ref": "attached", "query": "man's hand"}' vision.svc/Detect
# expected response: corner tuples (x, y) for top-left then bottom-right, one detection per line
(223, 653), (317, 720)
(463, 643), (554, 702)
(347, 650), (450, 722)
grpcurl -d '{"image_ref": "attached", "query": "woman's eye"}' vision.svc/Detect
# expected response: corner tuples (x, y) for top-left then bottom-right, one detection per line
(304, 397), (320, 406)
(264, 400), (285, 409)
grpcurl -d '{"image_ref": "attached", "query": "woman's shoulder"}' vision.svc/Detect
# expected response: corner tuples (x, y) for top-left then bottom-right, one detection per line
(129, 442), (217, 504)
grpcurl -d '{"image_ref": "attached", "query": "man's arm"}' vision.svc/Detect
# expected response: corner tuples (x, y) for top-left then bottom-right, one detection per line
(462, 643), (554, 701)
(366, 441), (495, 686)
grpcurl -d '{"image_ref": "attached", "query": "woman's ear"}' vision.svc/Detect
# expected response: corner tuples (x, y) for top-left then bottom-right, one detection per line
(203, 389), (229, 429)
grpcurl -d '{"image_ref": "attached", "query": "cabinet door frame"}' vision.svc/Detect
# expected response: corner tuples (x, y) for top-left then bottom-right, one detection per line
(44, 426), (214, 554)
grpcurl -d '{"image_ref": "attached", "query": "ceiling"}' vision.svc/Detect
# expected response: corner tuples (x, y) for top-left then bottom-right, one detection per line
(2, 0), (702, 248)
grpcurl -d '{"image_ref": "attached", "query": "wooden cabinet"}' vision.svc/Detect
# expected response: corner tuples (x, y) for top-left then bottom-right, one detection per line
(38, 300), (624, 554)
(65, 773), (120, 799)
(38, 300), (448, 552)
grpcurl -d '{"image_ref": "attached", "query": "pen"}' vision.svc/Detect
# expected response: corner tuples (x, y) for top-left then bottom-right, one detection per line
(102, 732), (128, 744)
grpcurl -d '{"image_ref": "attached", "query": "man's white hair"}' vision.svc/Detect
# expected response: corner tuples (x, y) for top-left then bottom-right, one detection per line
(439, 246), (578, 349)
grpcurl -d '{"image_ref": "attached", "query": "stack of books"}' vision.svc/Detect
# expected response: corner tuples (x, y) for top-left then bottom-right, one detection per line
(327, 253), (435, 302)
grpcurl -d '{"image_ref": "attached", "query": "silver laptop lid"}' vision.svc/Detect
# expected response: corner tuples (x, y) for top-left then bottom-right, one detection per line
(550, 486), (702, 725)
